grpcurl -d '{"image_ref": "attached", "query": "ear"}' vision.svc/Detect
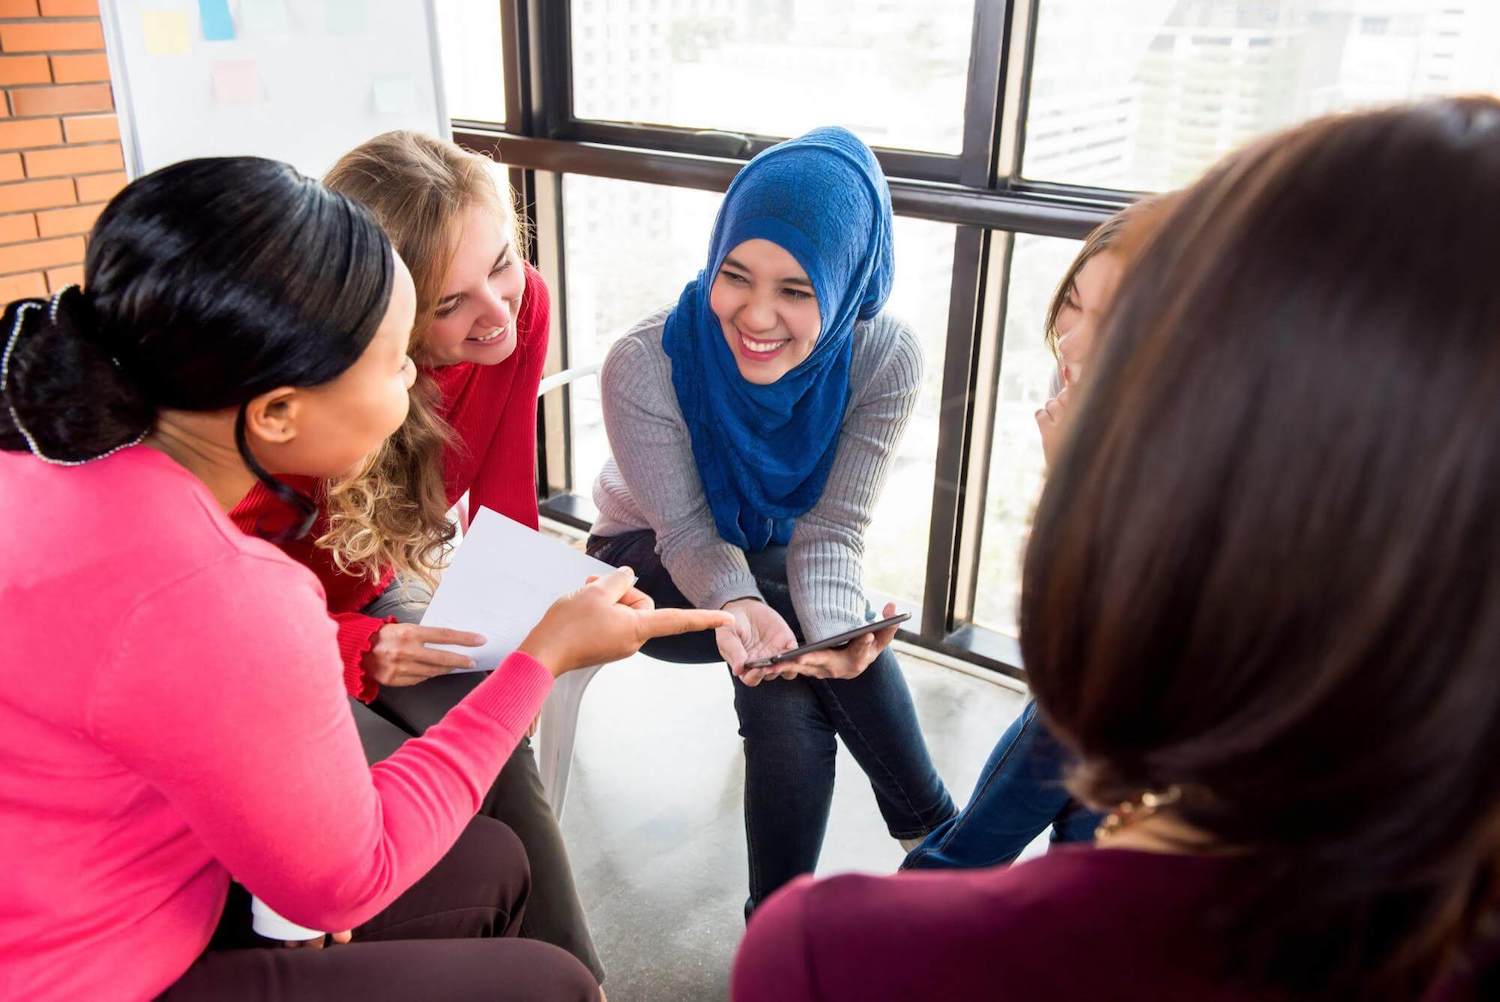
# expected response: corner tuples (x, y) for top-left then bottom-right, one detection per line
(242, 387), (302, 447)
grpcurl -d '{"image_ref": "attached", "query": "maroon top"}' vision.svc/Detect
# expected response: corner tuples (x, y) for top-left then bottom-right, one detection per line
(732, 846), (1284, 1002)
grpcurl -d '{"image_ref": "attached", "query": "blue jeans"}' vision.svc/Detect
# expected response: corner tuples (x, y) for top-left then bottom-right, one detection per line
(901, 698), (1099, 870)
(588, 530), (956, 914)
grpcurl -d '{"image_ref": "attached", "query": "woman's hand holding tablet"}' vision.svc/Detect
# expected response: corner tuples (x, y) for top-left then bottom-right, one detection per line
(740, 605), (909, 684)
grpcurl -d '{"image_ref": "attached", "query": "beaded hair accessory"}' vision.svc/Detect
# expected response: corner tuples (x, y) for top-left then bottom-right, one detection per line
(1, 284), (147, 466)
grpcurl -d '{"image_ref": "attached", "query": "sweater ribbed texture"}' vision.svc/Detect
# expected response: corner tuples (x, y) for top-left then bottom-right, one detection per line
(592, 307), (922, 641)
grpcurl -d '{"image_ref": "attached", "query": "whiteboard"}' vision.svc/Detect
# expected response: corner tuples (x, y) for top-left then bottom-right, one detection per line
(101, 0), (449, 180)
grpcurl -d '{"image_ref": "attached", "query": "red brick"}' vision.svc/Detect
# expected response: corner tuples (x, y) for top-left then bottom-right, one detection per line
(0, 117), (60, 150)
(72, 168), (119, 202)
(0, 151), (19, 181)
(23, 141), (118, 178)
(62, 111), (113, 142)
(0, 1), (40, 16)
(50, 52), (108, 83)
(0, 211), (34, 243)
(0, 233), (82, 274)
(0, 176), (71, 212)
(0, 22), (105, 53)
(0, 269), (44, 300)
(34, 199), (96, 236)
(9, 83), (110, 117)
(45, 261), (81, 290)
(39, 0), (98, 15)
(0, 55), (50, 85)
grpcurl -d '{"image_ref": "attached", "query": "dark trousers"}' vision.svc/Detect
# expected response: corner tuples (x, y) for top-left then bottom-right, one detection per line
(159, 816), (598, 1001)
(901, 697), (1100, 870)
(356, 579), (605, 984)
(588, 529), (956, 915)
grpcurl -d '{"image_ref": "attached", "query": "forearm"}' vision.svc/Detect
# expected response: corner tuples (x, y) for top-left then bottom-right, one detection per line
(788, 319), (922, 640)
(224, 651), (554, 932)
(787, 519), (870, 641)
(658, 522), (763, 611)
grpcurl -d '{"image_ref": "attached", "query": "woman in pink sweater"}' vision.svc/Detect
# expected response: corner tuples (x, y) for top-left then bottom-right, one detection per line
(0, 157), (729, 1002)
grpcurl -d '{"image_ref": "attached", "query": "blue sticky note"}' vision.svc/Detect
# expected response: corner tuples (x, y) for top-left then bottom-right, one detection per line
(198, 0), (235, 41)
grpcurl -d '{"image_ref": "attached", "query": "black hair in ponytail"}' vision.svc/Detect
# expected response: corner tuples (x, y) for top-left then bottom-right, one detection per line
(0, 156), (394, 538)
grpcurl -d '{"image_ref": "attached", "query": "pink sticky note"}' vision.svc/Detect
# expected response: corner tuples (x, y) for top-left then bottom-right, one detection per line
(212, 59), (262, 105)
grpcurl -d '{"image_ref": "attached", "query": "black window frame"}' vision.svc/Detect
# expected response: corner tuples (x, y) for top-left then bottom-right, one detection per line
(452, 0), (1137, 681)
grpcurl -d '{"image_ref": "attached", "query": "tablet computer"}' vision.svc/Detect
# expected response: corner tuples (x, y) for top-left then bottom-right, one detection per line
(742, 612), (911, 670)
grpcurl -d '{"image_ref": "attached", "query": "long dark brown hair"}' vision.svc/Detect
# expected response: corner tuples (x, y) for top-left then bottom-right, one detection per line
(1022, 97), (1500, 997)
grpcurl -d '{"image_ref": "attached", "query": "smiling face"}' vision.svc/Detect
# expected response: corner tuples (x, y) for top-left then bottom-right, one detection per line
(421, 201), (526, 367)
(1055, 251), (1124, 386)
(708, 238), (822, 385)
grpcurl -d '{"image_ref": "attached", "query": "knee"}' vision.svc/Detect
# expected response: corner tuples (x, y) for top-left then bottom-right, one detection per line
(451, 815), (532, 916)
(735, 684), (836, 758)
(529, 941), (601, 1001)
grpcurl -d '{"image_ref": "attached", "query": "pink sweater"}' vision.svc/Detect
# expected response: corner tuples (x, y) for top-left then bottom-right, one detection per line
(0, 445), (553, 1001)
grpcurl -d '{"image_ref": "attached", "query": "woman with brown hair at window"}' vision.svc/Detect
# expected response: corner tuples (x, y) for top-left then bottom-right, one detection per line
(229, 131), (604, 982)
(903, 194), (1174, 872)
(734, 96), (1500, 1000)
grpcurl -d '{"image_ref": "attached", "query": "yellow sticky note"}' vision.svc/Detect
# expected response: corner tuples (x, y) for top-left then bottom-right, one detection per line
(143, 9), (191, 55)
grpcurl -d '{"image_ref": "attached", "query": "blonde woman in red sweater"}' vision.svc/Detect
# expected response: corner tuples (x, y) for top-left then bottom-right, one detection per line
(229, 131), (603, 979)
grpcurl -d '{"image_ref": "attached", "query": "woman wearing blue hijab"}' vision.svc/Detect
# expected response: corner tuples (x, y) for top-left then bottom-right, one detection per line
(588, 127), (956, 913)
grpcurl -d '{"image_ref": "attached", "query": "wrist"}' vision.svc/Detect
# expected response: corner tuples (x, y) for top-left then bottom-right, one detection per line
(722, 596), (763, 611)
(518, 637), (568, 678)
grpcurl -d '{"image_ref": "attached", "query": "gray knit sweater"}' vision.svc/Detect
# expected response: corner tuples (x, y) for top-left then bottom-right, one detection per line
(591, 306), (923, 642)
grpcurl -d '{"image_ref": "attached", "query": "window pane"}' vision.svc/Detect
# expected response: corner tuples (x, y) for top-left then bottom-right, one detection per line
(570, 0), (976, 155)
(560, 175), (722, 504)
(1024, 1), (1500, 190)
(971, 234), (1081, 637)
(434, 0), (506, 123)
(560, 173), (953, 608)
(865, 216), (952, 609)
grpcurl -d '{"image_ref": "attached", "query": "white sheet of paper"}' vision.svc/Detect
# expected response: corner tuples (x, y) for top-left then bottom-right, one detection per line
(420, 506), (617, 672)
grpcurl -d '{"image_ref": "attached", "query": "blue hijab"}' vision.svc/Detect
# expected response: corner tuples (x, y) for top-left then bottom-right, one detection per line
(662, 126), (894, 552)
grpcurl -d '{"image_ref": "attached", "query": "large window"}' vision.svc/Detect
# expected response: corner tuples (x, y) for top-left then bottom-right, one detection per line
(439, 0), (1500, 677)
(972, 235), (1079, 635)
(559, 176), (721, 497)
(1024, 1), (1500, 191)
(434, 0), (506, 123)
(569, 0), (976, 155)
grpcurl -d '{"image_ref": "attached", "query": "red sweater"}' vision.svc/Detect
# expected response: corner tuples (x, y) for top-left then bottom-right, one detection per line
(0, 445), (553, 1001)
(230, 265), (550, 701)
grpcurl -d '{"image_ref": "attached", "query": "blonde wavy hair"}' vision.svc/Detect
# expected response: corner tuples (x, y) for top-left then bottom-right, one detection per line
(318, 131), (522, 586)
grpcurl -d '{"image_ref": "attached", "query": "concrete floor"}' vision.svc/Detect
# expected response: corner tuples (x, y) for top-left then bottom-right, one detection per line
(557, 647), (1029, 1002)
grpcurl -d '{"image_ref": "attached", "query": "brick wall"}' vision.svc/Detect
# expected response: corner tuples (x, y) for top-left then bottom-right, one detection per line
(0, 0), (122, 302)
